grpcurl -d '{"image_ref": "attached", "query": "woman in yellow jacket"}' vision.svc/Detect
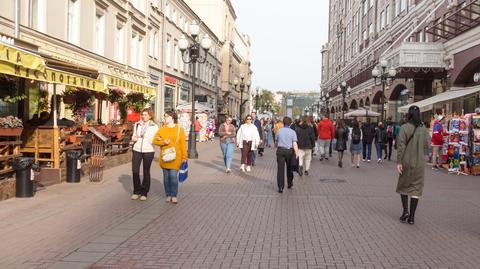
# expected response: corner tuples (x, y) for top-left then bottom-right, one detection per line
(153, 111), (187, 204)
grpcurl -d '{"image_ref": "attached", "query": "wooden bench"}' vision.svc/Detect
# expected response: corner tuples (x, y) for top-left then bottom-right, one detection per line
(20, 126), (63, 168)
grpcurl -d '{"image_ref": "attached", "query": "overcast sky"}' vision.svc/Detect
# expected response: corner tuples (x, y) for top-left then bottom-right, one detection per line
(232, 0), (330, 93)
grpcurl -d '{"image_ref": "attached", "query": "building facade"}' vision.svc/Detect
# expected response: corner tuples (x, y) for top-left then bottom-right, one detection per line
(321, 0), (480, 121)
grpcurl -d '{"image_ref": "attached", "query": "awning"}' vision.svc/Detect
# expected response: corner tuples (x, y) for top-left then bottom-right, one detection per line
(0, 42), (46, 72)
(0, 60), (105, 93)
(398, 86), (480, 113)
(103, 74), (156, 96)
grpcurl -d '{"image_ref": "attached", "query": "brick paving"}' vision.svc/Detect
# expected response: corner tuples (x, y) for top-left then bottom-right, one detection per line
(1, 142), (480, 269)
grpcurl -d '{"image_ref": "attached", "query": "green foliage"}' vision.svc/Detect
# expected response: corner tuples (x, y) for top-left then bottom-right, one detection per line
(123, 92), (152, 113)
(63, 87), (94, 122)
(0, 78), (27, 103)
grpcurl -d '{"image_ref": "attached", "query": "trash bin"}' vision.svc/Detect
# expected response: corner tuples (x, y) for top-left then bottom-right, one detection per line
(13, 157), (38, 198)
(66, 150), (83, 183)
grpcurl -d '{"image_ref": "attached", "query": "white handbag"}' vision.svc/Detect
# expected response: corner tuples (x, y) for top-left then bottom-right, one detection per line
(162, 125), (180, 163)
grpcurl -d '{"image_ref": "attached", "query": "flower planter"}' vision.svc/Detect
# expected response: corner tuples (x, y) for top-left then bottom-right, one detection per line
(0, 128), (23, 136)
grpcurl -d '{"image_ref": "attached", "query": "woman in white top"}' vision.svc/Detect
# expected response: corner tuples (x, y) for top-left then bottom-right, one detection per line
(131, 108), (159, 201)
(236, 115), (260, 172)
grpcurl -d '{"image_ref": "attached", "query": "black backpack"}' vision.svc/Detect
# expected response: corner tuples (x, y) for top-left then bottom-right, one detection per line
(352, 129), (361, 144)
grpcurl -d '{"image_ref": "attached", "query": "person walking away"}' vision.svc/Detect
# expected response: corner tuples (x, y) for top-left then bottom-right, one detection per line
(265, 119), (274, 148)
(153, 111), (188, 204)
(361, 118), (376, 162)
(130, 108), (159, 201)
(251, 112), (264, 162)
(218, 116), (236, 174)
(194, 116), (202, 142)
(273, 118), (284, 141)
(394, 119), (403, 150)
(334, 120), (349, 168)
(385, 117), (395, 160)
(317, 116), (335, 161)
(257, 118), (266, 156)
(294, 116), (316, 176)
(236, 115), (260, 172)
(310, 117), (319, 156)
(275, 117), (299, 193)
(375, 122), (387, 163)
(431, 115), (446, 170)
(396, 105), (431, 224)
(350, 120), (362, 168)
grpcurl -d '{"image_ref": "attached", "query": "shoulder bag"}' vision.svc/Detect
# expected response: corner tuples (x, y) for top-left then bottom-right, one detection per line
(162, 125), (181, 163)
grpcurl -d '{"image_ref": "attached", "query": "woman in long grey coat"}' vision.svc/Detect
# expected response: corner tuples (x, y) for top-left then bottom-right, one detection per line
(396, 105), (431, 225)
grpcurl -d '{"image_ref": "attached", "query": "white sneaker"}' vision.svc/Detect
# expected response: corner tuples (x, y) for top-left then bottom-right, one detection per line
(367, 159), (371, 163)
(166, 196), (171, 203)
(171, 197), (178, 204)
(240, 164), (245, 172)
(246, 166), (251, 172)
(140, 196), (147, 201)
(131, 194), (140, 200)
(377, 159), (382, 163)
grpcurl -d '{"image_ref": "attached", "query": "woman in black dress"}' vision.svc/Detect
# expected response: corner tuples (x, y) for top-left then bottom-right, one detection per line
(335, 120), (349, 168)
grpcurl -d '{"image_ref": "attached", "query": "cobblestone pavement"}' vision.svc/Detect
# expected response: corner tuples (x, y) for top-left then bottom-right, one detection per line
(1, 141), (480, 269)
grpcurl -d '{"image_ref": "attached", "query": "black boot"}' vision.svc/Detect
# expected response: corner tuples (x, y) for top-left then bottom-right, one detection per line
(399, 195), (409, 223)
(408, 198), (419, 225)
(298, 166), (303, 176)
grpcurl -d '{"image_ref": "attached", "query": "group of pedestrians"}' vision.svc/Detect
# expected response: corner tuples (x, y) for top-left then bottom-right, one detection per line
(130, 109), (187, 205)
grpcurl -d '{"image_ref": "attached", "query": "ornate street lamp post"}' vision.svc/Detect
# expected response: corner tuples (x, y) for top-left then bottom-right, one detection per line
(322, 93), (331, 118)
(372, 59), (397, 123)
(337, 81), (351, 120)
(179, 20), (213, 159)
(233, 74), (251, 120)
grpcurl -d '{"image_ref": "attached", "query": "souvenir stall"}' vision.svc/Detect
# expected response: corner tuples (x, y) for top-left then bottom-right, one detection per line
(176, 102), (215, 141)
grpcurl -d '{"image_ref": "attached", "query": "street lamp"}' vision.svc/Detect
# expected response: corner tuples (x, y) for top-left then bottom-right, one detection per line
(337, 81), (351, 119)
(322, 93), (331, 118)
(254, 87), (260, 113)
(233, 74), (251, 121)
(179, 20), (213, 159)
(372, 58), (397, 123)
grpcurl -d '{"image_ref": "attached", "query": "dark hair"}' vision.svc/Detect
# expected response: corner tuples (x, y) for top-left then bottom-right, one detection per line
(165, 111), (178, 123)
(352, 120), (361, 135)
(283, 116), (292, 126)
(244, 115), (253, 121)
(301, 116), (309, 124)
(407, 105), (421, 127)
(336, 119), (345, 129)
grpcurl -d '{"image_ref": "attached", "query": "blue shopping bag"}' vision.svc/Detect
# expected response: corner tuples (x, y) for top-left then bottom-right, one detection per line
(179, 161), (188, 183)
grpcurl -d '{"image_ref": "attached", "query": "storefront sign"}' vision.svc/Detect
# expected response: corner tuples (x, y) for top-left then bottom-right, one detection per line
(0, 60), (105, 93)
(474, 72), (480, 83)
(165, 75), (177, 85)
(0, 43), (45, 72)
(104, 75), (156, 96)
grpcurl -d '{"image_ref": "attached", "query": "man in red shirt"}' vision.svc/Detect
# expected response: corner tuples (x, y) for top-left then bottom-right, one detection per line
(317, 116), (335, 160)
(431, 115), (445, 169)
(194, 117), (202, 142)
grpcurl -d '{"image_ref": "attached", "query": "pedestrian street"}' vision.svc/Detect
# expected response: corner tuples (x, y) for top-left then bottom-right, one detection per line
(0, 141), (479, 269)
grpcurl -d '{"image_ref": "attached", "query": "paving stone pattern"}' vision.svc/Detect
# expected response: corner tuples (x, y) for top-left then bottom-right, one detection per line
(0, 142), (479, 269)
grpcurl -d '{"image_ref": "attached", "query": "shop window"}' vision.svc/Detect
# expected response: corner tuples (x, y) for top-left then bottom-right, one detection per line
(164, 87), (174, 111)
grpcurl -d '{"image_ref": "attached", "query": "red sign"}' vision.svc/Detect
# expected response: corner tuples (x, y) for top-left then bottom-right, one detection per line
(126, 108), (140, 122)
(165, 75), (177, 85)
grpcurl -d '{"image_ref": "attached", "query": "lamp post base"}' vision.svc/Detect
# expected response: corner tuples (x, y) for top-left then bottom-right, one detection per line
(188, 131), (198, 159)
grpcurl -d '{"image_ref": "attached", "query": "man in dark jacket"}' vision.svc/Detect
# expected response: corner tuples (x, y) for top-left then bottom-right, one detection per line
(374, 122), (387, 163)
(251, 112), (264, 163)
(361, 118), (376, 162)
(294, 116), (316, 176)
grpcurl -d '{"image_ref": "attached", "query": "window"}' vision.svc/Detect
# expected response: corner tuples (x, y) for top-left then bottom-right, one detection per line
(138, 36), (144, 69)
(67, 0), (80, 45)
(30, 0), (46, 32)
(115, 24), (125, 63)
(369, 0), (374, 8)
(395, 0), (401, 17)
(369, 24), (374, 37)
(363, 29), (367, 41)
(130, 32), (138, 68)
(173, 42), (178, 69)
(94, 12), (105, 55)
(380, 10), (385, 30)
(172, 9), (177, 23)
(165, 3), (170, 18)
(363, 1), (368, 15)
(401, 0), (407, 13)
(166, 38), (171, 66)
(154, 31), (159, 59)
(386, 5), (390, 25)
(149, 29), (155, 57)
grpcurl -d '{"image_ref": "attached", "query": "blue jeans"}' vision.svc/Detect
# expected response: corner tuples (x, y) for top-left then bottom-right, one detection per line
(375, 143), (384, 160)
(220, 142), (234, 169)
(162, 169), (179, 197)
(362, 142), (372, 160)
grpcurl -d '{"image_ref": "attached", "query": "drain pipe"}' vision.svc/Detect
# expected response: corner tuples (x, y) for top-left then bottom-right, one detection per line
(14, 0), (20, 38)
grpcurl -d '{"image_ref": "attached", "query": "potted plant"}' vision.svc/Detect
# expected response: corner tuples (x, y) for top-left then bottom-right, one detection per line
(63, 87), (93, 125)
(0, 116), (24, 136)
(107, 88), (125, 104)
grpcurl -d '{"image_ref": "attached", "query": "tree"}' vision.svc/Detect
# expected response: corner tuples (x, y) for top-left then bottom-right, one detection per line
(293, 107), (301, 118)
(253, 88), (276, 113)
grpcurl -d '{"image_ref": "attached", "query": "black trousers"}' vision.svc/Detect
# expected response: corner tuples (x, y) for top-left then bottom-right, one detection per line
(276, 148), (294, 190)
(384, 137), (394, 159)
(132, 151), (155, 196)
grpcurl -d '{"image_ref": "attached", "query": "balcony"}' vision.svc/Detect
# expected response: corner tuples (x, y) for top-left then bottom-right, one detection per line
(385, 42), (446, 69)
